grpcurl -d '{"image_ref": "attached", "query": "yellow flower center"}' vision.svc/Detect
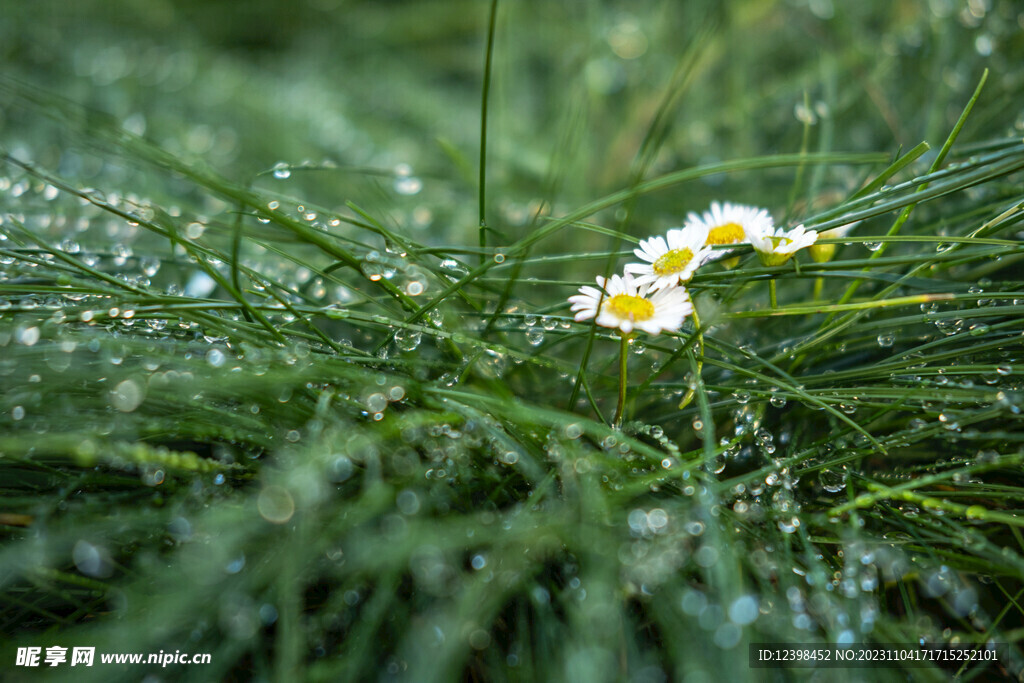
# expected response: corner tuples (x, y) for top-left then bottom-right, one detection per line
(604, 294), (655, 321)
(652, 247), (694, 276)
(705, 222), (745, 245)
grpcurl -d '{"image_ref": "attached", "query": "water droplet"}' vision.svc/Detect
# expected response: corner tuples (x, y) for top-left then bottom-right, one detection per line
(794, 102), (817, 125)
(439, 259), (469, 276)
(877, 331), (896, 347)
(394, 176), (422, 195)
(525, 328), (544, 346)
(73, 540), (113, 578)
(110, 379), (144, 412)
(184, 271), (217, 298)
(141, 467), (165, 486)
(140, 256), (161, 276)
(974, 34), (993, 56)
(365, 392), (388, 413)
(728, 595), (759, 625)
(820, 467), (848, 493)
(15, 325), (40, 346)
(328, 455), (354, 482)
(272, 162), (291, 179)
(864, 241), (882, 252)
(258, 485), (295, 524)
(225, 554), (246, 574)
(777, 516), (801, 533)
(394, 329), (422, 351)
(396, 489), (420, 515)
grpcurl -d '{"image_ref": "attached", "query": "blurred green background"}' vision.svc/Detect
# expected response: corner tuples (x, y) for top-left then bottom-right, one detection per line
(5, 0), (1022, 256)
(3, 1), (1024, 682)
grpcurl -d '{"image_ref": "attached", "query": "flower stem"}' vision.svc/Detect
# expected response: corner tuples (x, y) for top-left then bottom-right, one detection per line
(612, 333), (630, 429)
(678, 307), (704, 410)
(769, 279), (778, 309)
(813, 276), (824, 301)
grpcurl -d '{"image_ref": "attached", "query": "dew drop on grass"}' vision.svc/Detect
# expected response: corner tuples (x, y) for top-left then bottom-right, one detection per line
(328, 456), (354, 482)
(207, 348), (226, 367)
(394, 329), (422, 351)
(864, 242), (882, 252)
(141, 467), (165, 486)
(110, 378), (144, 412)
(525, 328), (544, 346)
(733, 390), (750, 404)
(365, 393), (388, 413)
(934, 317), (962, 335)
(439, 259), (468, 276)
(258, 486), (295, 524)
(141, 255), (160, 274)
(728, 595), (759, 625)
(361, 261), (384, 281)
(394, 176), (422, 195)
(794, 102), (817, 125)
(73, 540), (113, 578)
(272, 162), (291, 179)
(15, 325), (40, 346)
(185, 271), (217, 298)
(877, 331), (896, 347)
(224, 554), (246, 574)
(396, 489), (420, 515)
(820, 467), (848, 493)
(778, 516), (800, 533)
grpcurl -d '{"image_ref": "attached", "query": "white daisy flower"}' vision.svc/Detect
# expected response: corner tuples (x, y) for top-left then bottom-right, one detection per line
(747, 223), (819, 266)
(683, 201), (773, 261)
(569, 273), (693, 336)
(809, 220), (860, 263)
(624, 227), (714, 291)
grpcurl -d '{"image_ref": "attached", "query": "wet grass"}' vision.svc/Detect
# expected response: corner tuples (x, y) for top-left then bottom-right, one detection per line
(2, 1), (1024, 681)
